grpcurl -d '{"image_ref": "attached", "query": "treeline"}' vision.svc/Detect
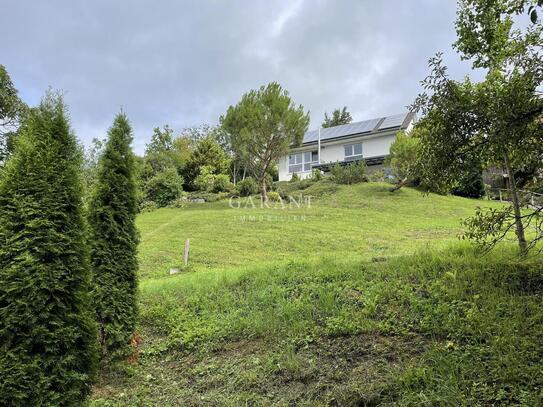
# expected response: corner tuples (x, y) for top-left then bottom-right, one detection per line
(86, 124), (248, 210)
(82, 82), (312, 209)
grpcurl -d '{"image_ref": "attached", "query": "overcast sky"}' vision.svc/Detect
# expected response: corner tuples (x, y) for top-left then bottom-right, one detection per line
(2, 0), (481, 154)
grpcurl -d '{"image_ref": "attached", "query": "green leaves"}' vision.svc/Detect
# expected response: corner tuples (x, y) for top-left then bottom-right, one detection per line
(184, 136), (230, 190)
(0, 64), (27, 165)
(387, 130), (421, 183)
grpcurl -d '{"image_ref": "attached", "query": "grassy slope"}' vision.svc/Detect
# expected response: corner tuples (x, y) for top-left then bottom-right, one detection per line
(91, 182), (543, 406)
(137, 182), (486, 280)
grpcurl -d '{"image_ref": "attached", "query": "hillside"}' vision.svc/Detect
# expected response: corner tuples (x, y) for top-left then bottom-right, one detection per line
(136, 182), (496, 280)
(91, 182), (543, 406)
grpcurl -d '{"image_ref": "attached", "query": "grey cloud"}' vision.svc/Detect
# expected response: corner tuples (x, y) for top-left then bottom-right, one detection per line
(1, 0), (477, 154)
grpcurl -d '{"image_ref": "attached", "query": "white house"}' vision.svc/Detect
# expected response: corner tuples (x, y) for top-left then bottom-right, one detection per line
(278, 112), (416, 181)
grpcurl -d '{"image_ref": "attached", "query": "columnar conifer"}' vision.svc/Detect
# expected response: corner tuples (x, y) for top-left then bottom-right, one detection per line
(88, 113), (139, 361)
(0, 94), (97, 405)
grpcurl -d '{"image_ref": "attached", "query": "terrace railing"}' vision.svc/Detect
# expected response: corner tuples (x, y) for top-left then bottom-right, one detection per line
(488, 188), (543, 209)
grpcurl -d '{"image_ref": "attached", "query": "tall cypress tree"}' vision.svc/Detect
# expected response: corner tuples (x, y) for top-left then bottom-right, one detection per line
(88, 113), (139, 362)
(0, 94), (97, 405)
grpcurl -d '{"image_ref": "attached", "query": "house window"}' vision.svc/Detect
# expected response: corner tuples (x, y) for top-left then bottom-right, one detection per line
(344, 143), (363, 161)
(289, 150), (318, 173)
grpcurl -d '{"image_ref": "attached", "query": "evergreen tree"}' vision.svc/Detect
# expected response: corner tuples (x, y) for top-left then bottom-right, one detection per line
(221, 82), (309, 199)
(0, 94), (97, 406)
(322, 106), (352, 128)
(88, 113), (139, 362)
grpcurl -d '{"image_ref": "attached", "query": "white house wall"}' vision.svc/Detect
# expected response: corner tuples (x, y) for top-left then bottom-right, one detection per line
(278, 131), (398, 181)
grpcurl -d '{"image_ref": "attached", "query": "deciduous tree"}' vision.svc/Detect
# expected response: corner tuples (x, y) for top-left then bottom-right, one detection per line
(387, 130), (421, 192)
(412, 0), (543, 254)
(0, 65), (27, 165)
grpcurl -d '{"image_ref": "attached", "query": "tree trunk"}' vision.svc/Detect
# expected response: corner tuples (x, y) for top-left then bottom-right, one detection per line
(504, 153), (528, 254)
(242, 166), (247, 181)
(389, 178), (408, 193)
(260, 178), (267, 200)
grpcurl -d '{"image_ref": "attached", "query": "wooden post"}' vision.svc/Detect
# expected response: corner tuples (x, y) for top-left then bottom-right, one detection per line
(499, 189), (503, 202)
(184, 238), (190, 266)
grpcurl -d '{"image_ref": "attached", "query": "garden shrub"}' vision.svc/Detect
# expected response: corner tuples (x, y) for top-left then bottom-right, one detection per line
(194, 165), (216, 192)
(265, 173), (275, 191)
(212, 174), (233, 193)
(237, 177), (259, 196)
(168, 198), (187, 208)
(451, 163), (485, 198)
(145, 167), (183, 207)
(267, 191), (282, 202)
(330, 160), (368, 184)
(369, 169), (387, 182)
(140, 201), (159, 212)
(311, 169), (323, 181)
(290, 172), (300, 182)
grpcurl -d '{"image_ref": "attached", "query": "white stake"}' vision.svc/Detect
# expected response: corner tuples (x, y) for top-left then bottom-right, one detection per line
(184, 238), (190, 266)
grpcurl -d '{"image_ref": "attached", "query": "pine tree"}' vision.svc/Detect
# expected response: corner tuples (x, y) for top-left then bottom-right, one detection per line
(0, 94), (97, 406)
(88, 113), (139, 362)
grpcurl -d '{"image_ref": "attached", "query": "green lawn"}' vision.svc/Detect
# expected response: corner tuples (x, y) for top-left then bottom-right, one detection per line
(91, 182), (543, 406)
(137, 182), (492, 280)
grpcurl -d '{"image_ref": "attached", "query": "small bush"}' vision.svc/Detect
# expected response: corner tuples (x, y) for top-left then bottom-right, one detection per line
(275, 178), (316, 198)
(237, 177), (259, 196)
(212, 174), (233, 193)
(311, 169), (323, 181)
(140, 200), (159, 212)
(267, 191), (282, 202)
(290, 173), (300, 182)
(145, 167), (183, 207)
(330, 161), (368, 184)
(168, 198), (187, 208)
(194, 165), (216, 192)
(369, 169), (386, 183)
(217, 191), (231, 200)
(188, 192), (221, 202)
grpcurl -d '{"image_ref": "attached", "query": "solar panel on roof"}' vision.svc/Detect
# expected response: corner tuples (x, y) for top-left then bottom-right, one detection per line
(355, 118), (382, 134)
(302, 113), (411, 144)
(378, 113), (408, 130)
(303, 130), (317, 143)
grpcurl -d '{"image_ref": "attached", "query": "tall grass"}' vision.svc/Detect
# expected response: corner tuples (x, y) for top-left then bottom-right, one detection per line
(134, 244), (543, 405)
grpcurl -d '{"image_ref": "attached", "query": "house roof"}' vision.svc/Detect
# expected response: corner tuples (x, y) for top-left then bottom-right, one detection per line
(301, 111), (415, 145)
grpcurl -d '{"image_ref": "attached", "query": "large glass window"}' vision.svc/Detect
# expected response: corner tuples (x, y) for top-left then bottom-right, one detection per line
(344, 143), (363, 161)
(289, 150), (318, 173)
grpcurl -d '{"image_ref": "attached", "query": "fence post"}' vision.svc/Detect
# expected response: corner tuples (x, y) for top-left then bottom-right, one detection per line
(184, 238), (190, 266)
